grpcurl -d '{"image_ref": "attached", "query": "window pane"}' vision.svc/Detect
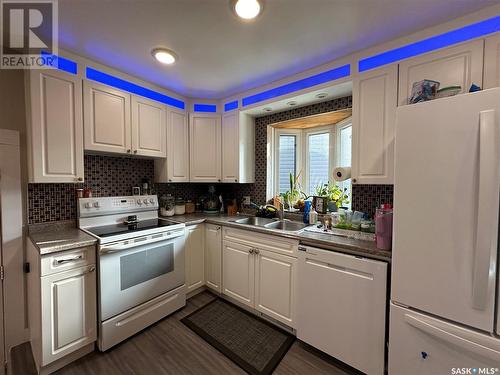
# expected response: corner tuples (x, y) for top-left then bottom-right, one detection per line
(278, 135), (296, 194)
(308, 132), (329, 195)
(338, 125), (352, 208)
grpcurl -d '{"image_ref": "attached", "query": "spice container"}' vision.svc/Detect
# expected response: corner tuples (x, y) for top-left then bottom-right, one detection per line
(160, 194), (175, 216)
(174, 198), (186, 215)
(185, 200), (195, 214)
(76, 188), (84, 198)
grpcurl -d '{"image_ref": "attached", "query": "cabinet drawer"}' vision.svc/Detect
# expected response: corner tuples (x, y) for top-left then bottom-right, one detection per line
(41, 246), (96, 276)
(223, 227), (298, 257)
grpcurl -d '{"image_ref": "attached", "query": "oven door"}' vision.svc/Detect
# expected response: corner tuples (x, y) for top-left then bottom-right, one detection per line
(99, 230), (185, 321)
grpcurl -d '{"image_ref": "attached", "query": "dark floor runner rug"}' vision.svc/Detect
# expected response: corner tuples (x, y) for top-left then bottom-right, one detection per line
(181, 298), (295, 375)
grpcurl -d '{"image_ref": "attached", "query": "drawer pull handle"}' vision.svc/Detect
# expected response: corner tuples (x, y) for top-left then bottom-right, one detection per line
(55, 255), (83, 265)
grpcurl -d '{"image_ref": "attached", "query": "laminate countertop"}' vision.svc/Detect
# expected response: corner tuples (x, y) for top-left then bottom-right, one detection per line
(28, 221), (98, 255)
(162, 213), (391, 262)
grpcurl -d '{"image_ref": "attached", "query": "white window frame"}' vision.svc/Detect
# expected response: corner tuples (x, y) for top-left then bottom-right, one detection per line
(273, 128), (302, 196)
(267, 117), (352, 201)
(303, 125), (336, 196)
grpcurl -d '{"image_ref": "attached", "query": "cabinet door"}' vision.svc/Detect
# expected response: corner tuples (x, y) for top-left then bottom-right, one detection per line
(254, 249), (297, 328)
(222, 240), (254, 307)
(398, 39), (484, 105)
(83, 80), (131, 154)
(41, 265), (96, 366)
(189, 113), (221, 182)
(155, 108), (189, 182)
(185, 224), (205, 293)
(221, 112), (239, 183)
(205, 224), (222, 293)
(131, 96), (166, 158)
(351, 64), (397, 184)
(484, 33), (500, 89)
(27, 70), (84, 183)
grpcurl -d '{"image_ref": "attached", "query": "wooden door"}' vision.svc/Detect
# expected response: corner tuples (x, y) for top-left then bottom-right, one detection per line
(189, 113), (221, 182)
(205, 224), (222, 293)
(131, 96), (166, 158)
(222, 240), (254, 307)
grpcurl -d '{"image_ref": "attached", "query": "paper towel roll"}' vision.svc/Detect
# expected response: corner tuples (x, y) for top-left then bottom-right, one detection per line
(333, 167), (351, 181)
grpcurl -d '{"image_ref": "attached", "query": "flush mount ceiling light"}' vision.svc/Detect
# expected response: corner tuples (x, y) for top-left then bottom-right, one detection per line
(233, 0), (262, 20)
(315, 93), (328, 99)
(152, 48), (177, 65)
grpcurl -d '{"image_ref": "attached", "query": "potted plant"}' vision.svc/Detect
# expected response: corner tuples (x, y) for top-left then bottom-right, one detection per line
(280, 171), (303, 211)
(327, 181), (350, 211)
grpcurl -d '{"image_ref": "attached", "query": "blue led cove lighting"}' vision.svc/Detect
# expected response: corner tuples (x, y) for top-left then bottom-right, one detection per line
(194, 103), (217, 113)
(85, 67), (185, 109)
(359, 16), (500, 72)
(224, 100), (239, 112)
(41, 51), (78, 74)
(242, 64), (350, 107)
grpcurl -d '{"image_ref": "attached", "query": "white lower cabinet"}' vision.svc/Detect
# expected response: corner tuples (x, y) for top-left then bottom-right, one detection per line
(185, 224), (205, 293)
(254, 249), (297, 327)
(27, 242), (97, 374)
(222, 240), (255, 307)
(204, 224), (222, 293)
(222, 228), (298, 328)
(41, 265), (97, 365)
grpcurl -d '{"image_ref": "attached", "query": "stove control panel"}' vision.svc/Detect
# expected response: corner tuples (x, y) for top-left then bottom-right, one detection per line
(78, 195), (158, 217)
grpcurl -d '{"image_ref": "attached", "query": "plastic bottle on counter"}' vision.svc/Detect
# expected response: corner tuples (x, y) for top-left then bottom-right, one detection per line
(375, 203), (393, 250)
(309, 207), (318, 225)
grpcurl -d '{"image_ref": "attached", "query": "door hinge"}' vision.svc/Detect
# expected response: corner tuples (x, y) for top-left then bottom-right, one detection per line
(0, 265), (4, 281)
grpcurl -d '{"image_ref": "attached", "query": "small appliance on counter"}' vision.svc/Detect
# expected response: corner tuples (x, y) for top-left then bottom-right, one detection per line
(203, 185), (219, 214)
(159, 194), (175, 216)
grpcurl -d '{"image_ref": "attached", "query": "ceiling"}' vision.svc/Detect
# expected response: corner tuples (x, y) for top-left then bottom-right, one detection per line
(58, 0), (496, 99)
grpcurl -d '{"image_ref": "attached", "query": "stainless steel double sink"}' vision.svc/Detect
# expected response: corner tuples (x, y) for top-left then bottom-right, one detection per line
(231, 217), (308, 232)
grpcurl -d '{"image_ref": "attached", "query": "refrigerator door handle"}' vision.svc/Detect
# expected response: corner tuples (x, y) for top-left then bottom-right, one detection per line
(472, 109), (499, 310)
(405, 313), (500, 361)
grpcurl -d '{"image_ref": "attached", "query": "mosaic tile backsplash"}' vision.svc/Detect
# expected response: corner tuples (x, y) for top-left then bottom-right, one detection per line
(28, 96), (393, 224)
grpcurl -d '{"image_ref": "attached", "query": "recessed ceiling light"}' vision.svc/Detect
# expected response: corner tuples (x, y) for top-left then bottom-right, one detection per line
(233, 0), (262, 20)
(263, 107), (272, 112)
(152, 48), (177, 65)
(287, 101), (298, 107)
(315, 93), (328, 99)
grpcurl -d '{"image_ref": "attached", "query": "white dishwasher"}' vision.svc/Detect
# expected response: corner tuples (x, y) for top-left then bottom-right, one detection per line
(297, 245), (388, 375)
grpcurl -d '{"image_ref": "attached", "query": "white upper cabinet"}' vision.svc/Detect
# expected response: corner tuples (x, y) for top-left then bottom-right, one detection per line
(484, 33), (500, 89)
(26, 69), (84, 183)
(84, 81), (167, 157)
(221, 111), (255, 183)
(155, 107), (189, 182)
(131, 96), (166, 158)
(398, 39), (484, 105)
(189, 113), (222, 182)
(352, 65), (397, 185)
(83, 80), (131, 154)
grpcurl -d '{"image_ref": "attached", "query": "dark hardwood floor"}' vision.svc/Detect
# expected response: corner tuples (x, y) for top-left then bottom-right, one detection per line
(12, 291), (357, 375)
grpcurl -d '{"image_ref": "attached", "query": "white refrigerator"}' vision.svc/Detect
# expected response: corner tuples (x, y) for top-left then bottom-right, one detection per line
(389, 88), (500, 373)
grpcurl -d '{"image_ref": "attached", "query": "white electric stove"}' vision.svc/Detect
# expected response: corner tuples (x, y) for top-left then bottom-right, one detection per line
(78, 195), (186, 351)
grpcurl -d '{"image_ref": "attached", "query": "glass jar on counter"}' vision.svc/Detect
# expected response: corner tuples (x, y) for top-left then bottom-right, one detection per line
(160, 194), (175, 217)
(174, 198), (186, 215)
(185, 200), (195, 214)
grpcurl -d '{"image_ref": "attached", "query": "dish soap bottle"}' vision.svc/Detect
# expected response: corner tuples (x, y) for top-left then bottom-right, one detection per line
(309, 207), (318, 225)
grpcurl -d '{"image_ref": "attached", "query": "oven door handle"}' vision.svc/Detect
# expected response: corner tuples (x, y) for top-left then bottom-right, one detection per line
(100, 230), (184, 254)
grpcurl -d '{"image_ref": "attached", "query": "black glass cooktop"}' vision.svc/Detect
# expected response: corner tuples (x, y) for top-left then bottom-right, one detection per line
(86, 219), (179, 238)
